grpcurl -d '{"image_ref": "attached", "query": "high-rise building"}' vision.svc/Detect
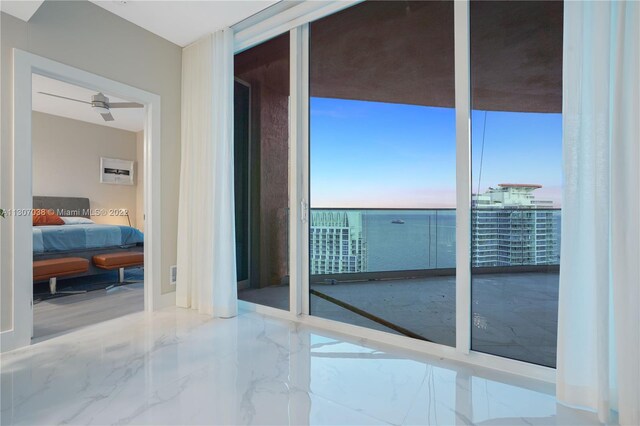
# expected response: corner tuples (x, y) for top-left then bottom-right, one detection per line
(309, 185), (559, 275)
(310, 211), (367, 275)
(472, 184), (560, 267)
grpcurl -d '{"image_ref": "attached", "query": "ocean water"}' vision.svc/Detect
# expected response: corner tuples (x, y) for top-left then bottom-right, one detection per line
(363, 211), (456, 272)
(311, 209), (560, 274)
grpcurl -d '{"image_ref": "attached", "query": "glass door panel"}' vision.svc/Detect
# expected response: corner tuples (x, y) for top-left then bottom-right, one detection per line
(308, 1), (456, 346)
(470, 0), (563, 367)
(234, 33), (291, 311)
(234, 79), (250, 286)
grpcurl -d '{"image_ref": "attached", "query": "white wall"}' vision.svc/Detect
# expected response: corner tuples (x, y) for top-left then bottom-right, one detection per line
(1, 0), (181, 332)
(136, 131), (144, 232)
(32, 111), (140, 227)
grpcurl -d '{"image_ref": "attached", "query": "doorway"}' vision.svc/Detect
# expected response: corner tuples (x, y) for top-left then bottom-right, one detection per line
(1, 50), (163, 352)
(30, 74), (146, 340)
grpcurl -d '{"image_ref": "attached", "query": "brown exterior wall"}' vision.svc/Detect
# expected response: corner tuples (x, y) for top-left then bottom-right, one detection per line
(235, 33), (290, 288)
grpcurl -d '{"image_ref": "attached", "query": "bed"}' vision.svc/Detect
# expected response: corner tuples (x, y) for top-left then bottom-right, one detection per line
(33, 196), (144, 279)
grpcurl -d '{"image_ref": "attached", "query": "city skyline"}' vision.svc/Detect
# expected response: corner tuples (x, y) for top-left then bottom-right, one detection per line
(310, 97), (562, 208)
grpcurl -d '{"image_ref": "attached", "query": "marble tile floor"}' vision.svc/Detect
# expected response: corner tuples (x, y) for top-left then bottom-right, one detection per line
(1, 307), (598, 425)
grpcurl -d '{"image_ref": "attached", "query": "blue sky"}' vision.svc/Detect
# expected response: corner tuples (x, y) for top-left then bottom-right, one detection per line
(310, 97), (562, 208)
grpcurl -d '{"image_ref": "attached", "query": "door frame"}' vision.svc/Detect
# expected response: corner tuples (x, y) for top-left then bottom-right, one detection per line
(234, 77), (252, 290)
(1, 49), (166, 352)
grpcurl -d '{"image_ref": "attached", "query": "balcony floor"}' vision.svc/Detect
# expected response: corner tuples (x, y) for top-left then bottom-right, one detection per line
(239, 271), (558, 367)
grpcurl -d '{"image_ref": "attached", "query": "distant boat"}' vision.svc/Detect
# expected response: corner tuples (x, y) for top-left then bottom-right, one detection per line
(391, 219), (405, 224)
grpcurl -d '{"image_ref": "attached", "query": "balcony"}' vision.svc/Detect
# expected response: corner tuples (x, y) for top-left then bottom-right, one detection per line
(239, 208), (561, 368)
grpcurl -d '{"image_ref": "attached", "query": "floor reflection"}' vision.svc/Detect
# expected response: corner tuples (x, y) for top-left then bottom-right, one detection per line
(1, 306), (592, 425)
(240, 272), (559, 366)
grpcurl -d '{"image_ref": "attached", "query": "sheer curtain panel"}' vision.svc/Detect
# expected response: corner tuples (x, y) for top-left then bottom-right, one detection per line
(557, 1), (639, 424)
(176, 29), (237, 318)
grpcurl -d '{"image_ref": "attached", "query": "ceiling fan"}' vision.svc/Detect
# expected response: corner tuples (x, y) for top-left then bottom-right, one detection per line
(37, 91), (143, 122)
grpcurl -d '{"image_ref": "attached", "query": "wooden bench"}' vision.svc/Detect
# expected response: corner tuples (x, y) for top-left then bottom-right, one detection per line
(33, 257), (90, 294)
(92, 252), (144, 288)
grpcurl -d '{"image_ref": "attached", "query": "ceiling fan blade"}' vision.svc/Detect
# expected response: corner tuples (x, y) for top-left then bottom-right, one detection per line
(109, 102), (144, 109)
(38, 92), (91, 104)
(101, 112), (115, 122)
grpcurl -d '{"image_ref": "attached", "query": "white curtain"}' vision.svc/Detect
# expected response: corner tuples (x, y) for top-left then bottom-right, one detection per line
(557, 1), (639, 424)
(176, 28), (237, 318)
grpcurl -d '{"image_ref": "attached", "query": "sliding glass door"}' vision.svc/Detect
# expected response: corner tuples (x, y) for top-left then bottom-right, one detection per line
(233, 0), (564, 372)
(308, 1), (457, 346)
(234, 79), (250, 287)
(234, 33), (291, 311)
(469, 1), (563, 367)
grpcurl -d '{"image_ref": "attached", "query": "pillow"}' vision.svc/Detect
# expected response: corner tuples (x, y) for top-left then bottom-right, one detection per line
(61, 216), (95, 225)
(32, 209), (64, 226)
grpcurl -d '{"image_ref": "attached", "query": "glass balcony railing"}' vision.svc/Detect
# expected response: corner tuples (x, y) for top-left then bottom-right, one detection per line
(309, 208), (561, 278)
(308, 208), (561, 364)
(242, 207), (561, 366)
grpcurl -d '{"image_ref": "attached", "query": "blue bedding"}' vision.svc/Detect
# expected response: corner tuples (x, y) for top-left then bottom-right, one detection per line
(33, 224), (144, 254)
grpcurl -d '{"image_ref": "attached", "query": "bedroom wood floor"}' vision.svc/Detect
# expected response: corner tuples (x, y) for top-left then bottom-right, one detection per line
(33, 269), (144, 341)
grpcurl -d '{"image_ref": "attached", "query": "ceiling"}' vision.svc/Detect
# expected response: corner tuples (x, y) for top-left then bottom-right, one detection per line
(90, 0), (279, 47)
(0, 1), (44, 21)
(32, 74), (145, 132)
